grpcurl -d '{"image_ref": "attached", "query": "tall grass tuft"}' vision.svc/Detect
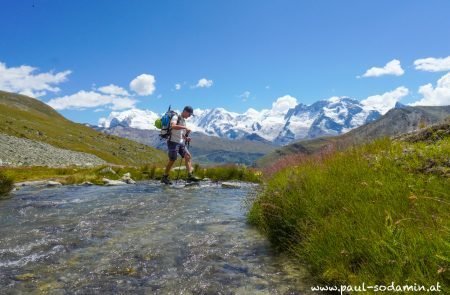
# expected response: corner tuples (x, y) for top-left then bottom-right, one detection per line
(249, 136), (450, 289)
(0, 171), (14, 197)
(262, 143), (335, 179)
(194, 164), (262, 183)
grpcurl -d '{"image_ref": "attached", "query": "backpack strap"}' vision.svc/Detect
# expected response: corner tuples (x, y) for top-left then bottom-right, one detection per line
(168, 112), (181, 142)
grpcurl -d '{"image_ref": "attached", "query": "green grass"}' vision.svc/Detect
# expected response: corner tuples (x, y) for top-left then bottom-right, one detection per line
(249, 128), (450, 289)
(0, 91), (166, 166)
(0, 163), (262, 185)
(193, 164), (262, 183)
(0, 171), (14, 198)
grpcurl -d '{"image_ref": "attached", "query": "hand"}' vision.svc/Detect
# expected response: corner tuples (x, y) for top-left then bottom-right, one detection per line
(185, 137), (191, 143)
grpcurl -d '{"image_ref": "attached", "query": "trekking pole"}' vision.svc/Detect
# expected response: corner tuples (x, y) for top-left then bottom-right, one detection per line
(186, 132), (191, 180)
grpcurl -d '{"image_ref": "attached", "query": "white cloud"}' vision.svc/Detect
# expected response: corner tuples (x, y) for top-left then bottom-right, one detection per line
(414, 56), (450, 72)
(47, 90), (137, 111)
(98, 84), (130, 96)
(239, 91), (251, 101)
(360, 59), (404, 78)
(130, 74), (156, 96)
(0, 61), (71, 98)
(271, 95), (298, 114)
(410, 72), (450, 106)
(361, 86), (409, 114)
(194, 78), (213, 88)
(175, 83), (181, 90)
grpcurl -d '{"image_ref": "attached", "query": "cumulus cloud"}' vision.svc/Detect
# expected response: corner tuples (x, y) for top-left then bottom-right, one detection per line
(47, 90), (137, 111)
(98, 84), (130, 96)
(410, 72), (450, 106)
(194, 78), (213, 88)
(0, 61), (71, 98)
(175, 83), (181, 90)
(130, 74), (156, 96)
(414, 56), (450, 72)
(360, 59), (404, 78)
(271, 95), (298, 114)
(239, 91), (251, 101)
(361, 86), (409, 114)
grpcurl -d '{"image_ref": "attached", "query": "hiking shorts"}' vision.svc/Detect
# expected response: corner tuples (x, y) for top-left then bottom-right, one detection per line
(167, 141), (189, 161)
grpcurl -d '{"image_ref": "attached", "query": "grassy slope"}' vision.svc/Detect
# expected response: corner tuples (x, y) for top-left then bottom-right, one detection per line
(249, 123), (450, 289)
(257, 106), (450, 167)
(0, 91), (165, 166)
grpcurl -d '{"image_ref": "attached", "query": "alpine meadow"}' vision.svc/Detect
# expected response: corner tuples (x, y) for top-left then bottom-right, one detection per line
(1, 1), (449, 293)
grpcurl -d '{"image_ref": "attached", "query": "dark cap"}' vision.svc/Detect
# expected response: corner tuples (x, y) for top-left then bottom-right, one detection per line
(183, 106), (194, 115)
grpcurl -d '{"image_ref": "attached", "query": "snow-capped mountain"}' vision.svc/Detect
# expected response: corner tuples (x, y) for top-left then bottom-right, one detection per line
(98, 109), (160, 129)
(275, 97), (381, 144)
(98, 96), (390, 145)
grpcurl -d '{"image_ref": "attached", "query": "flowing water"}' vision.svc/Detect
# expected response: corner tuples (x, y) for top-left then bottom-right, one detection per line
(0, 181), (312, 294)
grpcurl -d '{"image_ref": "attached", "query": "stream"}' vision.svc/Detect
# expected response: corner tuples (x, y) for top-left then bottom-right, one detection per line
(0, 181), (312, 294)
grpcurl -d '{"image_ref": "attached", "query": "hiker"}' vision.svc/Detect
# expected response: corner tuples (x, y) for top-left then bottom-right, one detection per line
(161, 106), (200, 184)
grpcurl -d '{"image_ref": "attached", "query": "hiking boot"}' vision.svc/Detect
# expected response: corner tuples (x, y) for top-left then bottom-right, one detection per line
(161, 175), (173, 185)
(186, 173), (201, 183)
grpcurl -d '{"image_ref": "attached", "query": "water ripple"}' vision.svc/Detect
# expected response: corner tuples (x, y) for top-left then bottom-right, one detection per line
(0, 181), (312, 293)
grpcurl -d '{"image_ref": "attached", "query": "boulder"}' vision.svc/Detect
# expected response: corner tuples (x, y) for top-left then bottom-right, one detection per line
(14, 180), (48, 187)
(102, 178), (126, 186)
(47, 181), (62, 187)
(80, 181), (94, 186)
(121, 172), (136, 184)
(125, 179), (136, 184)
(172, 166), (186, 171)
(221, 182), (241, 189)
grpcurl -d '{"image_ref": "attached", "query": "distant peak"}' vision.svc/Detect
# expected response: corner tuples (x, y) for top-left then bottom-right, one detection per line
(327, 96), (344, 103)
(394, 101), (407, 109)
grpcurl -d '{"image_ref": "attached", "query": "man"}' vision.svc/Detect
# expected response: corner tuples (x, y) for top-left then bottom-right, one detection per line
(161, 106), (200, 185)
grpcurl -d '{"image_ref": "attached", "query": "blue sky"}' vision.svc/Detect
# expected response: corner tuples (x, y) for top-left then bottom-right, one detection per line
(1, 0), (450, 124)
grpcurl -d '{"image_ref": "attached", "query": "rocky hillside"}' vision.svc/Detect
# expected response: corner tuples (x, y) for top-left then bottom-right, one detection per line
(257, 105), (450, 167)
(0, 91), (166, 166)
(0, 133), (106, 167)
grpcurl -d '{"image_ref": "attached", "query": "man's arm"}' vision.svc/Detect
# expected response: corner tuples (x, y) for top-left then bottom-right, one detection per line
(170, 116), (191, 132)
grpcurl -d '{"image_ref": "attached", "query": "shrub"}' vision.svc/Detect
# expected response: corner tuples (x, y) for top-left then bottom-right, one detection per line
(0, 171), (14, 197)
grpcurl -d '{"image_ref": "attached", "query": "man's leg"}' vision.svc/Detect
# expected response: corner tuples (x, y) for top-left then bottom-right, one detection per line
(162, 141), (178, 184)
(162, 159), (175, 184)
(184, 153), (193, 174)
(180, 146), (199, 182)
(165, 160), (175, 175)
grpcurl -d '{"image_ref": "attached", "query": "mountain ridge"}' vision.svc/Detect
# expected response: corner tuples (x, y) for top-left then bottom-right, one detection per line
(257, 105), (450, 167)
(98, 96), (388, 145)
